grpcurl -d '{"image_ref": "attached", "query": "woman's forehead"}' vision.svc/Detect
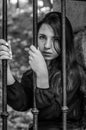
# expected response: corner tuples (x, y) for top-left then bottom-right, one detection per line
(38, 24), (54, 36)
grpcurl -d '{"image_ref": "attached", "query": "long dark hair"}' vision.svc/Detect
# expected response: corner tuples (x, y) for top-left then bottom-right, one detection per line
(38, 12), (76, 72)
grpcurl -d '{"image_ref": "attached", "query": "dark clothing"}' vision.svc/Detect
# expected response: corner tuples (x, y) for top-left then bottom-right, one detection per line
(7, 67), (84, 129)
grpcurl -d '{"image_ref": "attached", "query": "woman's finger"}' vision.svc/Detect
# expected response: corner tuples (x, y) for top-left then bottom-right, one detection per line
(0, 51), (10, 56)
(0, 51), (11, 59)
(8, 40), (12, 59)
(0, 55), (10, 60)
(0, 39), (6, 45)
(29, 55), (33, 61)
(0, 39), (9, 47)
(0, 45), (9, 52)
(30, 45), (37, 53)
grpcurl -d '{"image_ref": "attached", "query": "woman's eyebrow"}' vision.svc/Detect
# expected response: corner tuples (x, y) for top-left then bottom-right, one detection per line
(53, 36), (60, 40)
(38, 34), (46, 38)
(53, 36), (59, 38)
(39, 34), (46, 36)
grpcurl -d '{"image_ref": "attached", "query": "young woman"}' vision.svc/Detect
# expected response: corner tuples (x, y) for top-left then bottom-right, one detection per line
(0, 12), (85, 130)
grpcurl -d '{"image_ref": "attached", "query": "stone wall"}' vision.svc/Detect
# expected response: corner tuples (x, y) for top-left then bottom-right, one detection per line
(53, 0), (86, 32)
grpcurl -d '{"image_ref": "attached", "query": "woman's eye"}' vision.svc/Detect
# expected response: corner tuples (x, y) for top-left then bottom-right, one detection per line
(39, 35), (46, 40)
(53, 38), (59, 43)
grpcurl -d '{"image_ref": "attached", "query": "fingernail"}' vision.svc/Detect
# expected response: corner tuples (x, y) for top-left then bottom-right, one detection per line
(6, 42), (9, 47)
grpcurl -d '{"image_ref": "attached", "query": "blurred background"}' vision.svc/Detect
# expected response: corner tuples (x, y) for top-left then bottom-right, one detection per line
(0, 0), (86, 130)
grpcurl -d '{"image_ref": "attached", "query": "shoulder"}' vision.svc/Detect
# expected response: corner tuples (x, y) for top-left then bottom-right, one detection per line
(23, 69), (33, 78)
(21, 69), (33, 84)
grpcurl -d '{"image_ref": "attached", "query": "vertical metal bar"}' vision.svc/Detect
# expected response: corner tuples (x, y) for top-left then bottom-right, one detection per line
(61, 0), (68, 130)
(32, 0), (39, 130)
(16, 0), (19, 9)
(1, 0), (8, 130)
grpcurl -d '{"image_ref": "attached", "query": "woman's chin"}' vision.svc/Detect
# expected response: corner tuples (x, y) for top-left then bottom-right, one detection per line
(44, 57), (53, 60)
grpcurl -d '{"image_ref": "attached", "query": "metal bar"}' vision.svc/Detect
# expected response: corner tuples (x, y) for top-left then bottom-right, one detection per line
(73, 0), (86, 1)
(61, 0), (68, 130)
(32, 0), (39, 130)
(16, 0), (19, 9)
(1, 0), (8, 130)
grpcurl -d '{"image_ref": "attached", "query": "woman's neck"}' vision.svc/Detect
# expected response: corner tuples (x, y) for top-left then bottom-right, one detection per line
(46, 60), (51, 66)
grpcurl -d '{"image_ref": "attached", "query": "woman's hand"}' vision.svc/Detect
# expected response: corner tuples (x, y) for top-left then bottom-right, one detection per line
(29, 45), (48, 77)
(0, 39), (15, 85)
(25, 45), (49, 89)
(0, 39), (12, 60)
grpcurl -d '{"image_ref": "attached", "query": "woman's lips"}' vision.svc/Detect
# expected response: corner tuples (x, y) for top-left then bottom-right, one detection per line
(42, 52), (52, 56)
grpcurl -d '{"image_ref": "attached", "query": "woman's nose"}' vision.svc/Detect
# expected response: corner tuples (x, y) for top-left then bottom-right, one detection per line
(44, 39), (51, 49)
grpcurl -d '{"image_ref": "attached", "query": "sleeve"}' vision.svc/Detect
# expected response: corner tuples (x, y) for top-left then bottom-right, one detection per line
(35, 81), (62, 119)
(36, 87), (55, 108)
(7, 70), (33, 111)
(35, 72), (61, 109)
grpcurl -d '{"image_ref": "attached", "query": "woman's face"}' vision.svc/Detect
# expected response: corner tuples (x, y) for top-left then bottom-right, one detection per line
(38, 24), (60, 61)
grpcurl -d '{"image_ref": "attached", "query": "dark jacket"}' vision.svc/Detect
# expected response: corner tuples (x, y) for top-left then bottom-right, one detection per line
(7, 66), (84, 129)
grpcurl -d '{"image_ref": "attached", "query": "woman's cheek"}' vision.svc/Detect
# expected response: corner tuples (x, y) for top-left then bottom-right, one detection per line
(38, 44), (44, 52)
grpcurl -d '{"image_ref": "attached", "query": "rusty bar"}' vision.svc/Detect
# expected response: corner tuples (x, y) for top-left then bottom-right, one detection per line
(1, 0), (8, 130)
(32, 0), (39, 130)
(61, 0), (68, 130)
